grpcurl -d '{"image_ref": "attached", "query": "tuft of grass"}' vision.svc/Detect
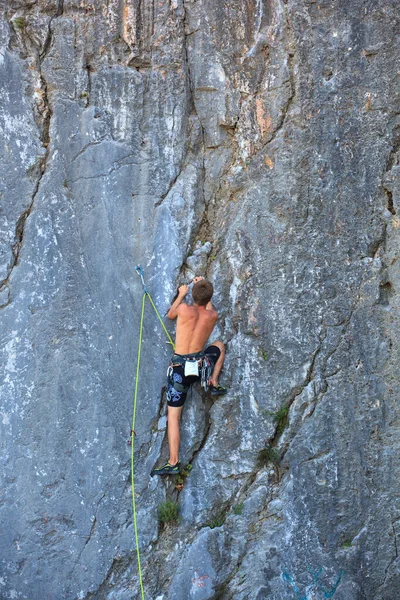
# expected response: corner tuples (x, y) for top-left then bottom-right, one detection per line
(272, 406), (289, 434)
(259, 348), (268, 361)
(341, 540), (352, 549)
(157, 500), (180, 525)
(258, 445), (281, 482)
(261, 406), (289, 434)
(258, 445), (280, 467)
(232, 502), (244, 516)
(12, 16), (25, 30)
(208, 510), (227, 529)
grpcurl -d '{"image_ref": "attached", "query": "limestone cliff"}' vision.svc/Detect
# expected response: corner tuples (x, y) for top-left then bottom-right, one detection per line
(1, 1), (399, 598)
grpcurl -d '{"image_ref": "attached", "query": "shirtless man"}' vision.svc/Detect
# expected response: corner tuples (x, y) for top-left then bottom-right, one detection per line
(151, 277), (226, 476)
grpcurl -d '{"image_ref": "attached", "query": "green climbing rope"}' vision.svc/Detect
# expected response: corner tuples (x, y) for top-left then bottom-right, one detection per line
(130, 268), (176, 599)
(131, 292), (146, 600)
(146, 292), (175, 349)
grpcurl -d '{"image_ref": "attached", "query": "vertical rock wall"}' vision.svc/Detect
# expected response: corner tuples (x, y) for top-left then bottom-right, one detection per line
(0, 1), (399, 599)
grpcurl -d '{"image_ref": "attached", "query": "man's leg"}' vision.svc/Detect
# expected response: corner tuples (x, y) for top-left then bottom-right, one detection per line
(208, 340), (225, 387)
(152, 366), (187, 476)
(167, 405), (183, 465)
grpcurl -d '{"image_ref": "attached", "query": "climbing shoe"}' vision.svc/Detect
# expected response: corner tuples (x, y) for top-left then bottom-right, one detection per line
(209, 384), (227, 396)
(151, 461), (181, 476)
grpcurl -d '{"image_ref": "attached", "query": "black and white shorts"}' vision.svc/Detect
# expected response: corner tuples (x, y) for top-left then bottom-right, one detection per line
(166, 345), (221, 407)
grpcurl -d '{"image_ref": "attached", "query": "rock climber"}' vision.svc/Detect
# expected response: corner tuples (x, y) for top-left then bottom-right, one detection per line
(151, 276), (227, 476)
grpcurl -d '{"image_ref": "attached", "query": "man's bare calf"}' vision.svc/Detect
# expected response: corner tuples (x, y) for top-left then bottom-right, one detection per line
(167, 405), (182, 466)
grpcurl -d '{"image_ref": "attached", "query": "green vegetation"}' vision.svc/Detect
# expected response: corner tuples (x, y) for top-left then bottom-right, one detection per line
(157, 500), (180, 525)
(208, 509), (227, 529)
(175, 463), (192, 491)
(341, 540), (352, 549)
(258, 445), (281, 481)
(176, 463), (192, 485)
(259, 348), (268, 361)
(261, 405), (289, 434)
(232, 502), (244, 516)
(258, 445), (280, 467)
(12, 17), (25, 30)
(181, 463), (192, 477)
(272, 406), (289, 434)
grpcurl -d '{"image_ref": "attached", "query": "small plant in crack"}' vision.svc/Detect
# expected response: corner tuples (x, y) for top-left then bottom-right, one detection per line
(12, 16), (26, 30)
(158, 500), (180, 525)
(258, 445), (280, 468)
(181, 463), (192, 477)
(265, 406), (289, 434)
(208, 509), (228, 529)
(175, 463), (192, 491)
(259, 347), (268, 361)
(274, 406), (289, 433)
(258, 444), (281, 481)
(232, 502), (244, 516)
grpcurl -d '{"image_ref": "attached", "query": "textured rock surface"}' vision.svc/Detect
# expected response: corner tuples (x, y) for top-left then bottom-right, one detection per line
(1, 1), (399, 599)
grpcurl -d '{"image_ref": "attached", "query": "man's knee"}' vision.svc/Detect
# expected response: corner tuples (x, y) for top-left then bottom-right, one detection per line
(167, 406), (183, 421)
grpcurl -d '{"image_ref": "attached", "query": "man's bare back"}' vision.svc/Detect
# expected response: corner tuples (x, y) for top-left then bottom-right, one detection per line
(167, 278), (218, 354)
(174, 303), (218, 354)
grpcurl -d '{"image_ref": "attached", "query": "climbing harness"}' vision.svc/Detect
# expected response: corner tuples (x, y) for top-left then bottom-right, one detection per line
(130, 266), (175, 600)
(167, 351), (212, 395)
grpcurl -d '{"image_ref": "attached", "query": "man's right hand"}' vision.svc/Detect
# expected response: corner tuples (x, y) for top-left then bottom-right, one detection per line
(178, 284), (189, 296)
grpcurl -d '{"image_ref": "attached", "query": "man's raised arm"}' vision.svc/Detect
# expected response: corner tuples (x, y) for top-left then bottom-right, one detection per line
(167, 285), (189, 320)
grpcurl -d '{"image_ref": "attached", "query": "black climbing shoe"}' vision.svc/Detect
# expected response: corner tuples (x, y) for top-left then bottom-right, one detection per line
(209, 384), (227, 396)
(151, 461), (181, 476)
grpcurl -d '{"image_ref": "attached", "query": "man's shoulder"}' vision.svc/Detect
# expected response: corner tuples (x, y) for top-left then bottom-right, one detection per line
(208, 308), (218, 320)
(177, 302), (192, 310)
(177, 303), (195, 314)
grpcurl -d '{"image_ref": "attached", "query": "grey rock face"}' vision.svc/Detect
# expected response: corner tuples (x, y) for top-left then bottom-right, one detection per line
(0, 1), (399, 599)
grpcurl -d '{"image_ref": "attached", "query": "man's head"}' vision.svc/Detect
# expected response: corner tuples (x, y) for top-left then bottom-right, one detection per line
(192, 279), (213, 306)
